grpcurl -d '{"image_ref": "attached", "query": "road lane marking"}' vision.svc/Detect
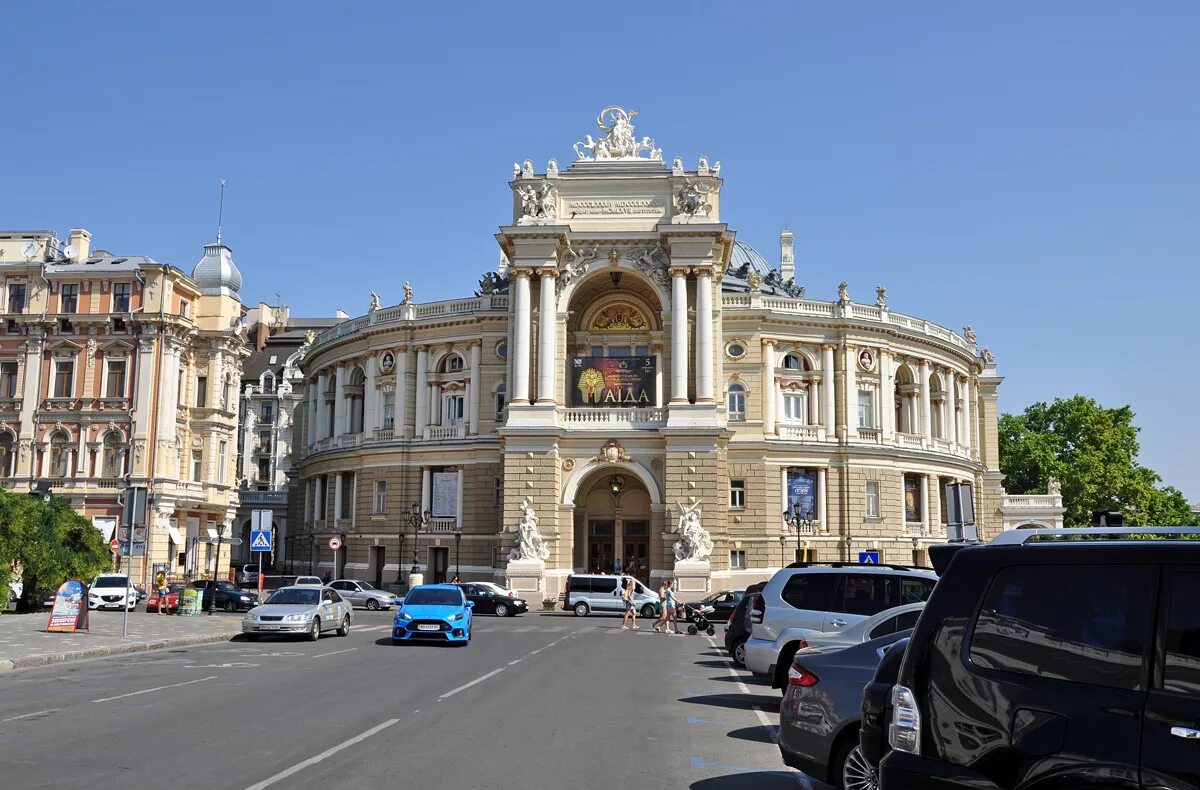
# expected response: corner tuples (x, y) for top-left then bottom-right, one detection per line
(243, 718), (399, 790)
(706, 636), (777, 732)
(92, 676), (217, 703)
(508, 659), (522, 665)
(312, 648), (358, 659)
(439, 667), (505, 699)
(351, 625), (390, 633)
(2, 708), (60, 722)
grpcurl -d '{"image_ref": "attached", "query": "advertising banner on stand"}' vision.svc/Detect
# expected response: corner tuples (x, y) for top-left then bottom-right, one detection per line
(45, 580), (89, 633)
(786, 470), (817, 519)
(179, 587), (204, 616)
(570, 357), (655, 407)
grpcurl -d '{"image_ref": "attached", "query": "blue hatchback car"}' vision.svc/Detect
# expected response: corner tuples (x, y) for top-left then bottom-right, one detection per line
(392, 584), (473, 645)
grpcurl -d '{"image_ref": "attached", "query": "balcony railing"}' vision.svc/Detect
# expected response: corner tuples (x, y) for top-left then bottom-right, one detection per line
(427, 519), (458, 534)
(856, 427), (881, 441)
(896, 433), (924, 449)
(562, 408), (665, 428)
(426, 424), (466, 441)
(1002, 494), (1061, 509)
(240, 490), (288, 505)
(776, 423), (820, 441)
(310, 294), (510, 350)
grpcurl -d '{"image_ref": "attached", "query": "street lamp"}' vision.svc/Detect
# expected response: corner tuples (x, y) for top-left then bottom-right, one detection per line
(453, 527), (462, 581)
(778, 533), (787, 568)
(782, 509), (815, 564)
(396, 527), (406, 586)
(408, 503), (431, 578)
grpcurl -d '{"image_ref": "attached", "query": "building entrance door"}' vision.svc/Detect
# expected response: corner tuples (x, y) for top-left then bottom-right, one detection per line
(371, 546), (385, 588)
(429, 547), (449, 584)
(588, 520), (614, 574)
(622, 521), (649, 583)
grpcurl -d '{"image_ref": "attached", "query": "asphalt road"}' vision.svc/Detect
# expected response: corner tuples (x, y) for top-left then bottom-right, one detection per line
(0, 609), (826, 790)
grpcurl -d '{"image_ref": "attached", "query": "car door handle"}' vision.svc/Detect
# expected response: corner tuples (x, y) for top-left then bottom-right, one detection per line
(1171, 727), (1200, 740)
(831, 619), (848, 627)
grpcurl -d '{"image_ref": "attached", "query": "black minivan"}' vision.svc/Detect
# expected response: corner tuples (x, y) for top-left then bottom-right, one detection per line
(880, 527), (1200, 789)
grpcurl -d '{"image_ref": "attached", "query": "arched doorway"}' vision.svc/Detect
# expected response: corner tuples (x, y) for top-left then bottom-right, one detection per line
(572, 468), (654, 583)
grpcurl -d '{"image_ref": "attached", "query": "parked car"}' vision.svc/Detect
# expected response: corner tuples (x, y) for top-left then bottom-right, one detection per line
(242, 585), (353, 641)
(880, 526), (1200, 789)
(87, 574), (137, 611)
(858, 637), (909, 783)
(748, 603), (925, 692)
(190, 580), (260, 612)
(563, 574), (660, 618)
(455, 583), (528, 616)
(689, 589), (744, 622)
(746, 563), (936, 689)
(779, 630), (910, 790)
(146, 582), (189, 613)
(392, 584), (473, 645)
(327, 579), (397, 610)
(132, 585), (148, 603)
(293, 576), (324, 587)
(473, 581), (519, 598)
(724, 582), (765, 667)
(238, 564), (264, 585)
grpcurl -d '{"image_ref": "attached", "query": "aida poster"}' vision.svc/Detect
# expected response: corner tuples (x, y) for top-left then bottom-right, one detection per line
(570, 357), (655, 407)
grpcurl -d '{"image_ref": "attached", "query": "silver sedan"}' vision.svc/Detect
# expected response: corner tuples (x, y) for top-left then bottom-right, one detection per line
(242, 586), (354, 641)
(327, 580), (397, 610)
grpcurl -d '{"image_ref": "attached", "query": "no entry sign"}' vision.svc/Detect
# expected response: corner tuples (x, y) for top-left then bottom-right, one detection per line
(328, 537), (342, 551)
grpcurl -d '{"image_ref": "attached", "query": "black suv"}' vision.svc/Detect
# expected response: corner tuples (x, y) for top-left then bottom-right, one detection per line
(880, 527), (1200, 789)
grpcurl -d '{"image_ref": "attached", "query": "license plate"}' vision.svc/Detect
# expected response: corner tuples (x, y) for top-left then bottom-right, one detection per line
(417, 624), (439, 631)
(260, 625), (280, 630)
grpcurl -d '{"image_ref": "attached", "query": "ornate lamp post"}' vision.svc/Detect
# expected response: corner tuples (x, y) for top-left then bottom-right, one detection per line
(408, 502), (431, 579)
(453, 527), (462, 581)
(782, 509), (815, 563)
(778, 533), (787, 568)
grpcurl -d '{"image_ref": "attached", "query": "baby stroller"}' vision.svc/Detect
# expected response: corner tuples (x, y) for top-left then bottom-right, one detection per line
(683, 603), (716, 636)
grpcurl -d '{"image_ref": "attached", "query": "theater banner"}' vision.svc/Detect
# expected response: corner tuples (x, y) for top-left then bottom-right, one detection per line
(571, 357), (656, 407)
(786, 470), (817, 519)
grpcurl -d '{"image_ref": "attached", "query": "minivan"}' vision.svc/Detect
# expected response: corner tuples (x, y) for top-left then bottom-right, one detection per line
(564, 574), (659, 617)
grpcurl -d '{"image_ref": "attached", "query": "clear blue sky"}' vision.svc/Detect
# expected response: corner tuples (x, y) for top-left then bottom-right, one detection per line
(4, 2), (1197, 495)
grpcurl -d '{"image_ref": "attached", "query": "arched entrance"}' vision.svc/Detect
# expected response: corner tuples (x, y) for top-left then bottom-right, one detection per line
(571, 467), (654, 583)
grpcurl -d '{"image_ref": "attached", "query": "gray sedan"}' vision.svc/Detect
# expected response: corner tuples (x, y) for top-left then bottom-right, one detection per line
(242, 586), (353, 641)
(327, 580), (396, 610)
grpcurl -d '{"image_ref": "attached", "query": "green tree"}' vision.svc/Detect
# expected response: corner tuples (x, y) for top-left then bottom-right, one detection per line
(999, 395), (1198, 528)
(0, 489), (110, 613)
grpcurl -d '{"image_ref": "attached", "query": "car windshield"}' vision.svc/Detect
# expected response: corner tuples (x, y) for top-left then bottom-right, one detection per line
(218, 582), (240, 592)
(358, 582), (376, 590)
(405, 589), (463, 606)
(476, 583), (505, 594)
(265, 589), (319, 606)
(93, 577), (129, 588)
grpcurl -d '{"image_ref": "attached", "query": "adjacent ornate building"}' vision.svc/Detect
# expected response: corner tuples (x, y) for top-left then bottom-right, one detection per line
(290, 108), (1056, 596)
(0, 228), (246, 586)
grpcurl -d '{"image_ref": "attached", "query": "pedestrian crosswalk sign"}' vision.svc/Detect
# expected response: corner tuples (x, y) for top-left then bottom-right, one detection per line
(250, 530), (272, 552)
(858, 551), (880, 564)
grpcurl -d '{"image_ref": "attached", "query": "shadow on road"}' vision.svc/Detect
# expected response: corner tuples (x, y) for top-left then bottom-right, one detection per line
(680, 693), (781, 714)
(725, 724), (778, 744)
(691, 770), (811, 789)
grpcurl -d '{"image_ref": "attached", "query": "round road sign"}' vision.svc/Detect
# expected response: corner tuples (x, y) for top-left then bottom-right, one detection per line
(109, 538), (119, 553)
(328, 537), (342, 551)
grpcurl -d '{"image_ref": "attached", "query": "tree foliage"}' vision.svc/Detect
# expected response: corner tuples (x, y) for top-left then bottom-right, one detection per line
(0, 489), (110, 612)
(999, 395), (1198, 528)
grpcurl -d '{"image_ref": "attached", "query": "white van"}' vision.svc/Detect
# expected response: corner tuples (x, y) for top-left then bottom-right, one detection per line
(563, 574), (660, 618)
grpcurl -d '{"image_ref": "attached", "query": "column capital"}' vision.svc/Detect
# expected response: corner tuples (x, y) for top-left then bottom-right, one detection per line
(414, 344), (428, 353)
(919, 358), (931, 369)
(693, 265), (716, 279)
(820, 343), (835, 352)
(396, 345), (408, 353)
(467, 339), (483, 349)
(650, 342), (663, 353)
(761, 337), (776, 348)
(667, 266), (690, 279)
(510, 267), (534, 280)
(536, 268), (558, 280)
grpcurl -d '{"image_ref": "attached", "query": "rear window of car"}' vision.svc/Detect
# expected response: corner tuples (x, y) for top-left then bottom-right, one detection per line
(569, 577), (591, 593)
(780, 573), (837, 611)
(869, 609), (922, 639)
(968, 564), (1155, 691)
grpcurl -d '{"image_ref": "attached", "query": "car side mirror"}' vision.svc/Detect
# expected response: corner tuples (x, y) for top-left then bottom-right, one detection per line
(466, 601), (474, 609)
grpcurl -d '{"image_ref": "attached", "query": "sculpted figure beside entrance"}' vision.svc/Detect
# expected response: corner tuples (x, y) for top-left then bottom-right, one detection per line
(673, 501), (713, 563)
(508, 497), (550, 562)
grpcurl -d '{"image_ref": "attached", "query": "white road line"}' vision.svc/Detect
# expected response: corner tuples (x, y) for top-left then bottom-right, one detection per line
(351, 625), (390, 633)
(2, 708), (59, 722)
(92, 676), (217, 703)
(312, 648), (358, 659)
(706, 636), (776, 731)
(439, 667), (505, 699)
(242, 718), (399, 790)
(752, 705), (774, 729)
(508, 659), (522, 665)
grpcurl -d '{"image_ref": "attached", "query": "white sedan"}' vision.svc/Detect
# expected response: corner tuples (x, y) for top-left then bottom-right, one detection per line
(242, 586), (353, 641)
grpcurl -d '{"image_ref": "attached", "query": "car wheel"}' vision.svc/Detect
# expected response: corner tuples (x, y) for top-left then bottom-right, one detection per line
(732, 639), (748, 667)
(641, 604), (656, 618)
(308, 617), (321, 641)
(494, 603), (509, 618)
(573, 602), (590, 617)
(838, 741), (877, 790)
(366, 599), (380, 611)
(337, 615), (350, 637)
(224, 600), (236, 613)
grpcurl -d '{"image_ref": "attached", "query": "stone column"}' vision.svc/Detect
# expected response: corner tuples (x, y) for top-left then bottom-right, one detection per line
(334, 473), (344, 527)
(398, 347), (411, 438)
(919, 360), (932, 443)
(75, 426), (86, 477)
(333, 365), (347, 436)
(316, 372), (329, 439)
(313, 476), (323, 526)
(921, 474), (931, 536)
(761, 339), (776, 435)
(670, 267), (689, 403)
(695, 267), (714, 402)
(821, 345), (835, 436)
(880, 351), (895, 440)
(304, 479), (312, 523)
(807, 379), (820, 425)
(947, 369), (959, 446)
(817, 467), (829, 534)
(512, 270), (532, 404)
(414, 346), (428, 433)
(307, 378), (318, 445)
(455, 469), (465, 532)
(962, 375), (974, 457)
(537, 271), (556, 404)
(363, 356), (378, 432)
(420, 468), (431, 516)
(843, 344), (857, 438)
(652, 344), (663, 408)
(468, 341), (482, 434)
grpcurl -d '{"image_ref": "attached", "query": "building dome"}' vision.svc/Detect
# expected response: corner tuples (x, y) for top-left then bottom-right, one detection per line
(727, 240), (773, 278)
(192, 242), (242, 297)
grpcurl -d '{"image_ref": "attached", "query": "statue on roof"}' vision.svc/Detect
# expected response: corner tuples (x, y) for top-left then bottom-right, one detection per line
(402, 282), (414, 305)
(573, 106), (658, 160)
(368, 292), (381, 312)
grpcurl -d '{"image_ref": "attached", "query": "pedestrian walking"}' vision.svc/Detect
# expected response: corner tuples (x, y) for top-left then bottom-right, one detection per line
(154, 571), (168, 616)
(664, 580), (679, 634)
(654, 581), (669, 632)
(620, 577), (638, 630)
(613, 558), (622, 577)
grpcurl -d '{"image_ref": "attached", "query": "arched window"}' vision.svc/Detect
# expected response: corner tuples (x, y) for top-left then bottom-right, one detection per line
(49, 430), (71, 478)
(495, 382), (507, 420)
(347, 367), (365, 434)
(0, 432), (14, 477)
(101, 431), (125, 479)
(447, 355), (464, 372)
(726, 383), (746, 421)
(262, 373), (275, 394)
(781, 354), (802, 370)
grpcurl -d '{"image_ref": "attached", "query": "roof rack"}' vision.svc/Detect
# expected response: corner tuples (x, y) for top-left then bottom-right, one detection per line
(990, 527), (1200, 546)
(785, 561), (926, 572)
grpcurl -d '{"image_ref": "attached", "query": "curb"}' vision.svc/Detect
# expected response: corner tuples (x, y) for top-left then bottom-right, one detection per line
(0, 630), (241, 673)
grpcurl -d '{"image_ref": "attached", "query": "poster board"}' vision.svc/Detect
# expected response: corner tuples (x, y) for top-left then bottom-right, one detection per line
(570, 356), (656, 407)
(45, 579), (89, 633)
(179, 587), (204, 616)
(786, 470), (817, 518)
(432, 472), (459, 518)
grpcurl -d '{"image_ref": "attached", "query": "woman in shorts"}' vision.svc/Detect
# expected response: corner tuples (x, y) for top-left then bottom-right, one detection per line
(620, 577), (638, 630)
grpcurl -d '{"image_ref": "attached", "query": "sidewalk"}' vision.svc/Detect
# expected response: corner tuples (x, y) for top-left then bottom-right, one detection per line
(0, 609), (242, 672)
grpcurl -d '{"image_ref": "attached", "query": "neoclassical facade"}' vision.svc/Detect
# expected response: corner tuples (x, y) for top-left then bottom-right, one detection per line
(290, 108), (1036, 595)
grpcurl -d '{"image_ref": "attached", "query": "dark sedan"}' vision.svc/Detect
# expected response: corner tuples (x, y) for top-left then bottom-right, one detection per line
(688, 589), (745, 622)
(723, 582), (764, 667)
(778, 631), (910, 790)
(191, 580), (260, 612)
(455, 582), (528, 617)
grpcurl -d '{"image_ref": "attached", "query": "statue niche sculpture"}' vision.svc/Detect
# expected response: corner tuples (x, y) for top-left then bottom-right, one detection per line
(508, 497), (550, 562)
(673, 501), (713, 563)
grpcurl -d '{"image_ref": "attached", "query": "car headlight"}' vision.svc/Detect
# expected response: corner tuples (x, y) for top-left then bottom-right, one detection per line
(397, 612), (412, 621)
(240, 596), (251, 601)
(89, 593), (98, 598)
(449, 613), (464, 622)
(244, 614), (257, 622)
(284, 613), (309, 622)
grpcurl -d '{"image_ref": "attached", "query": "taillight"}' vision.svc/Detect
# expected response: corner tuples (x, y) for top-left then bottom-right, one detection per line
(750, 595), (765, 623)
(727, 612), (735, 626)
(889, 684), (921, 754)
(787, 665), (819, 687)
(797, 639), (809, 650)
(508, 592), (514, 597)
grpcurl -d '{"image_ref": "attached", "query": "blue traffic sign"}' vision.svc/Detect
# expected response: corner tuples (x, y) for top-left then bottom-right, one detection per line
(250, 530), (272, 552)
(858, 551), (880, 565)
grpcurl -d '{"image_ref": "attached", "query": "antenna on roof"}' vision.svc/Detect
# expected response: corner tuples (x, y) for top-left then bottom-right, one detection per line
(216, 177), (227, 245)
